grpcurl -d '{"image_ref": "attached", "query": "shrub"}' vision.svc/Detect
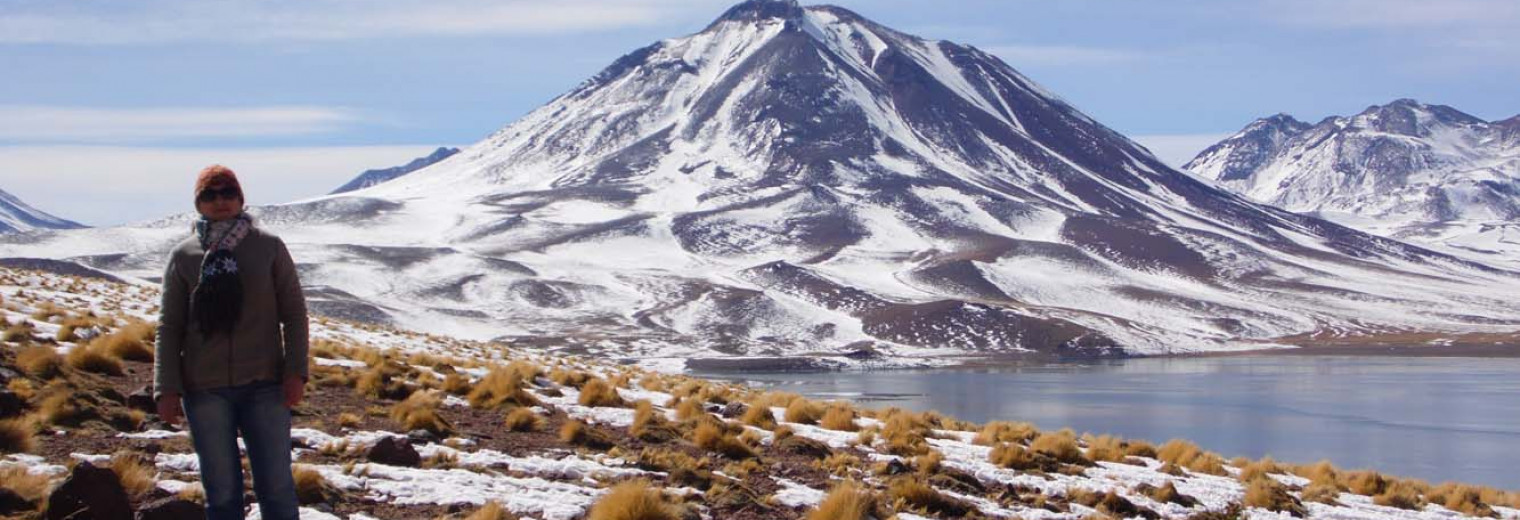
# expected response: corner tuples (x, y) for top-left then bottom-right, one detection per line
(1301, 481), (1342, 505)
(389, 390), (453, 436)
(110, 451), (157, 497)
(989, 442), (1038, 470)
(1372, 480), (1426, 510)
(1083, 434), (1127, 463)
(1427, 483), (1494, 517)
(784, 399), (824, 425)
(1030, 430), (1085, 465)
(578, 377), (627, 408)
(504, 407), (545, 432)
(740, 404), (777, 429)
(806, 480), (878, 520)
(587, 479), (681, 520)
(1156, 439), (1226, 476)
(467, 367), (539, 409)
(16, 345), (63, 379)
(1243, 477), (1306, 516)
(292, 464), (338, 505)
(691, 421), (756, 460)
(65, 342), (124, 376)
(87, 321), (154, 362)
(886, 477), (971, 517)
(819, 405), (859, 432)
(0, 464), (51, 505)
(0, 418), (35, 454)
(973, 421), (1040, 446)
(630, 401), (677, 442)
(1342, 470), (1388, 496)
(560, 420), (614, 451)
(464, 501), (510, 520)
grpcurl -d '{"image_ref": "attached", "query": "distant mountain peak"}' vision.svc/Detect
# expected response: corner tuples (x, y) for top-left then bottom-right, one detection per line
(714, 0), (804, 24)
(329, 146), (460, 195)
(0, 188), (85, 234)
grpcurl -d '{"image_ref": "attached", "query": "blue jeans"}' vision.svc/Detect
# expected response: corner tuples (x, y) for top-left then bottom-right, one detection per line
(183, 380), (299, 520)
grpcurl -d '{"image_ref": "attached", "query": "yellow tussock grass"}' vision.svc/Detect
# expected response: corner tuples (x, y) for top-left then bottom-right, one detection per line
(740, 404), (777, 429)
(1156, 439), (1226, 476)
(578, 377), (627, 408)
(560, 420), (614, 450)
(784, 399), (824, 425)
(292, 464), (337, 505)
(886, 477), (971, 517)
(65, 341), (124, 375)
(0, 418), (36, 454)
(819, 405), (858, 432)
(989, 442), (1038, 470)
(1029, 430), (1085, 465)
(504, 407), (545, 432)
(587, 480), (682, 520)
(467, 367), (539, 409)
(806, 480), (877, 520)
(1372, 480), (1426, 510)
(973, 421), (1039, 446)
(0, 464), (52, 504)
(110, 451), (157, 497)
(464, 501), (510, 520)
(389, 390), (453, 435)
(1242, 477), (1305, 516)
(691, 421), (756, 460)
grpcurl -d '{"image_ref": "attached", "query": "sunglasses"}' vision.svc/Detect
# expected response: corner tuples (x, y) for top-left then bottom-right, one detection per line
(197, 186), (241, 203)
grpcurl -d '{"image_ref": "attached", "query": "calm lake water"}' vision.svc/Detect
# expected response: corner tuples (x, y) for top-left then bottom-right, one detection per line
(694, 356), (1520, 490)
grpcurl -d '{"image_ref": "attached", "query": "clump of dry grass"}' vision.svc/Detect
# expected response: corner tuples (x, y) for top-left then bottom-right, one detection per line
(1237, 457), (1283, 483)
(110, 451), (158, 497)
(740, 403), (777, 429)
(353, 362), (412, 401)
(2, 321), (34, 343)
(973, 421), (1040, 446)
(989, 442), (1038, 470)
(292, 464), (338, 505)
(389, 390), (453, 435)
(673, 397), (707, 422)
(549, 368), (591, 389)
(0, 418), (36, 454)
(1342, 470), (1388, 496)
(337, 412), (362, 428)
(15, 345), (63, 379)
(915, 450), (944, 475)
(1292, 460), (1340, 487)
(819, 404), (859, 432)
(578, 377), (627, 408)
(467, 366), (539, 409)
(1155, 439), (1226, 476)
(30, 302), (66, 321)
(586, 479), (681, 520)
(464, 501), (510, 520)
(560, 420), (614, 451)
(1372, 480), (1426, 511)
(504, 407), (545, 432)
(817, 452), (863, 477)
(0, 464), (52, 506)
(691, 421), (756, 460)
(806, 480), (878, 520)
(784, 399), (824, 425)
(886, 477), (971, 517)
(630, 400), (678, 442)
(94, 321), (155, 361)
(65, 341), (124, 376)
(1029, 430), (1086, 465)
(441, 373), (473, 395)
(879, 411), (930, 457)
(1242, 477), (1306, 517)
(636, 448), (711, 489)
(1427, 483), (1494, 517)
(1144, 481), (1194, 506)
(1082, 434), (1127, 463)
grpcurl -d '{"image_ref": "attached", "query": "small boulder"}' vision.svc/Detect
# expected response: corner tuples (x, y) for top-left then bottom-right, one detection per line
(0, 389), (25, 419)
(46, 461), (132, 520)
(134, 497), (205, 520)
(0, 488), (32, 516)
(367, 436), (421, 467)
(719, 402), (748, 419)
(127, 387), (157, 414)
(775, 436), (832, 460)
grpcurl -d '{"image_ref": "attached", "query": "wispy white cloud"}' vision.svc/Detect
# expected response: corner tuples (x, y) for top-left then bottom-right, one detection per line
(0, 106), (360, 143)
(0, 145), (445, 226)
(0, 0), (722, 44)
(1131, 133), (1232, 168)
(986, 45), (1149, 67)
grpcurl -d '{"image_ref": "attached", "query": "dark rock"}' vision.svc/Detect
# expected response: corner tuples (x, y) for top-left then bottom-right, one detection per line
(98, 387), (127, 404)
(0, 389), (25, 419)
(880, 459), (911, 476)
(0, 487), (32, 516)
(46, 461), (131, 520)
(367, 436), (421, 467)
(134, 497), (205, 520)
(719, 402), (749, 418)
(406, 429), (438, 444)
(126, 386), (156, 414)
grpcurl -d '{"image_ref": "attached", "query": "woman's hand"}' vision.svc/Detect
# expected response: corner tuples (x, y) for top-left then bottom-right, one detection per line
(283, 375), (306, 408)
(157, 393), (183, 426)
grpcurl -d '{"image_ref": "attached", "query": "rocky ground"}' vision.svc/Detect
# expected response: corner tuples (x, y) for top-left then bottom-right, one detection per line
(2, 266), (1519, 520)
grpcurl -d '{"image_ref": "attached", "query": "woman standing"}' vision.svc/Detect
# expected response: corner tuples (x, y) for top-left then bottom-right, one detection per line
(154, 165), (309, 520)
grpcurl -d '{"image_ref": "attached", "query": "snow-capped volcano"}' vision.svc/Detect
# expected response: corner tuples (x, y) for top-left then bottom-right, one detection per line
(0, 187), (84, 234)
(5, 1), (1520, 362)
(1186, 99), (1520, 267)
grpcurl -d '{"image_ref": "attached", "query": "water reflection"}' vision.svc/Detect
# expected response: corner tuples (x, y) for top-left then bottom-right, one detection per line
(695, 356), (1520, 489)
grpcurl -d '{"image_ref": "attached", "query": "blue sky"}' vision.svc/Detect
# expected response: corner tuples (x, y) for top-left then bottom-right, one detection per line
(2, 0), (1516, 226)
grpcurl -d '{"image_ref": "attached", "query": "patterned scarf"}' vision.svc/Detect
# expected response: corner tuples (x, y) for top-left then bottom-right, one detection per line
(191, 212), (253, 336)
